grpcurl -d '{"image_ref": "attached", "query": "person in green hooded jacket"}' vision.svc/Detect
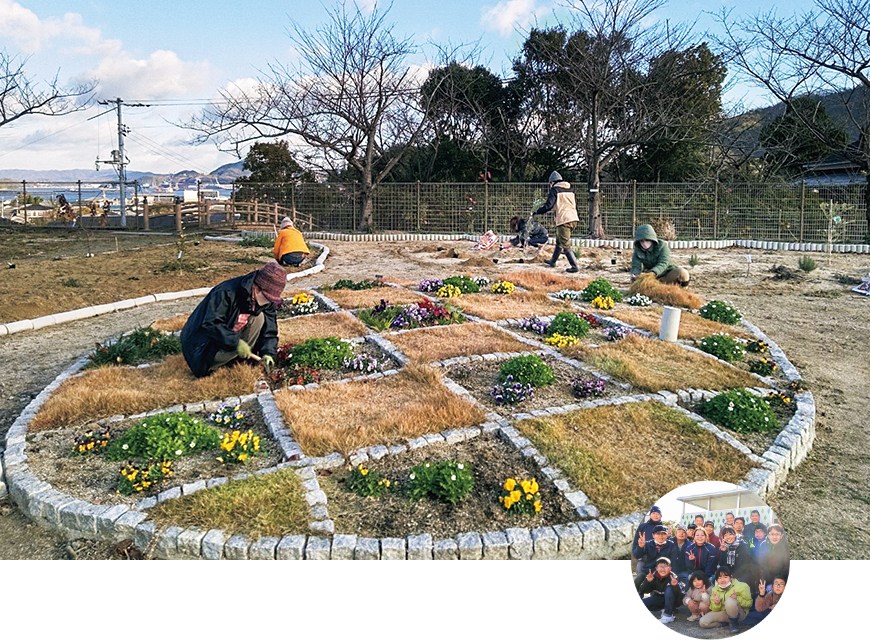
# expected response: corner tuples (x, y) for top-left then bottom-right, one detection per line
(630, 224), (690, 286)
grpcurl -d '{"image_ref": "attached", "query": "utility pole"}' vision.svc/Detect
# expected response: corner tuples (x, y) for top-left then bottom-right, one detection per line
(95, 98), (148, 228)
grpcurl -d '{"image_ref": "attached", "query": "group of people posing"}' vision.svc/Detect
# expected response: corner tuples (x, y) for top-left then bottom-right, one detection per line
(633, 506), (789, 633)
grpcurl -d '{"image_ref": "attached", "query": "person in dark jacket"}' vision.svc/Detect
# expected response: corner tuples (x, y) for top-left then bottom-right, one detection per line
(533, 171), (580, 273)
(704, 521), (721, 553)
(760, 524), (789, 584)
(717, 526), (753, 585)
(671, 524), (692, 581)
(181, 262), (284, 378)
(507, 215), (548, 248)
(639, 557), (687, 625)
(630, 224), (689, 286)
(633, 505), (665, 575)
(634, 524), (679, 591)
(685, 528), (718, 580)
(742, 509), (764, 542)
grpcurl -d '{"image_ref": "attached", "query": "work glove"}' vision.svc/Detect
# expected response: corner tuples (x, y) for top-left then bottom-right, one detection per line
(262, 355), (275, 374)
(236, 339), (253, 359)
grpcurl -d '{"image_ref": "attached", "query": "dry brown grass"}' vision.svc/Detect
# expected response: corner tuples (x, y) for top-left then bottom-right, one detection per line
(628, 272), (705, 309)
(324, 286), (426, 309)
(452, 291), (571, 320)
(30, 355), (261, 431)
(386, 323), (535, 362)
(504, 270), (591, 292)
(149, 469), (310, 539)
(151, 314), (189, 332)
(567, 334), (761, 392)
(277, 312), (368, 345)
(516, 401), (758, 517)
(604, 307), (754, 341)
(274, 364), (485, 456)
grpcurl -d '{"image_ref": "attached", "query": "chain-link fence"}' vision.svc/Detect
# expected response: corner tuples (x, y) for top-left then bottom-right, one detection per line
(2, 179), (867, 242)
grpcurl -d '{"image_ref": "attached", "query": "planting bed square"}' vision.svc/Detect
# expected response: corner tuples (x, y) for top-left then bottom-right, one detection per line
(324, 286), (426, 309)
(683, 393), (798, 455)
(25, 400), (283, 509)
(273, 366), (486, 457)
(451, 291), (572, 321)
(275, 291), (331, 319)
(512, 321), (619, 348)
(515, 401), (759, 518)
(503, 270), (591, 293)
(602, 307), (754, 342)
(445, 354), (622, 418)
(29, 354), (262, 431)
(567, 334), (763, 393)
(270, 338), (397, 388)
(319, 433), (577, 539)
(277, 312), (369, 345)
(385, 323), (534, 362)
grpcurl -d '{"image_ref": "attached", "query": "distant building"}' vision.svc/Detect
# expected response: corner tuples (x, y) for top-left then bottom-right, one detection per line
(801, 139), (867, 186)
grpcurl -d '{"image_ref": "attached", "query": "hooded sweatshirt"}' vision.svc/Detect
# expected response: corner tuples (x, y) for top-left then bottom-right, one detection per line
(631, 224), (677, 277)
(709, 578), (753, 613)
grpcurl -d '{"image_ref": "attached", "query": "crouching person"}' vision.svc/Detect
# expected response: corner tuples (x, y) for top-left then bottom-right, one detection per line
(181, 262), (284, 377)
(683, 571), (712, 622)
(630, 224), (690, 286)
(699, 567), (753, 634)
(639, 557), (686, 625)
(507, 215), (548, 248)
(633, 524), (678, 592)
(273, 217), (310, 267)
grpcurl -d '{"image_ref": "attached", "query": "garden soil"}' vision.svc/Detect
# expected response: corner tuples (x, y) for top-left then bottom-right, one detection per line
(1, 237), (868, 559)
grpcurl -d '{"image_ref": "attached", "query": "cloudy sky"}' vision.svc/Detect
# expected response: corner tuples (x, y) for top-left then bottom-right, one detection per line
(0, 0), (813, 174)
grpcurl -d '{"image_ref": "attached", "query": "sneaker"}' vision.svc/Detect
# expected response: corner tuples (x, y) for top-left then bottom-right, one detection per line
(687, 615), (699, 622)
(660, 614), (675, 624)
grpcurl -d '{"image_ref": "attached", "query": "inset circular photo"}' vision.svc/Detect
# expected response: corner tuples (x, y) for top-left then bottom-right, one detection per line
(631, 481), (789, 636)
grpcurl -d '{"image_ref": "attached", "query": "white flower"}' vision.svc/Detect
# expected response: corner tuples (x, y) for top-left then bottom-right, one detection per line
(457, 463), (464, 470)
(450, 475), (457, 481)
(190, 441), (196, 448)
(409, 473), (415, 480)
(175, 449), (182, 456)
(122, 444), (129, 450)
(424, 463), (430, 468)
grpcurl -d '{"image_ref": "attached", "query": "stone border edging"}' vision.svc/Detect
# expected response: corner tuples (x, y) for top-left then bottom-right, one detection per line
(0, 242), (329, 338)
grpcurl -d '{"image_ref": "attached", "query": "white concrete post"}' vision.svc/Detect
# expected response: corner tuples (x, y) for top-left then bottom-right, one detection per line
(660, 306), (681, 342)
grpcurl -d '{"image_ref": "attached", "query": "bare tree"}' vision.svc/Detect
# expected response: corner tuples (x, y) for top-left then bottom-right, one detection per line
(712, 0), (870, 229)
(186, 1), (431, 231)
(524, 0), (722, 237)
(1, 49), (94, 128)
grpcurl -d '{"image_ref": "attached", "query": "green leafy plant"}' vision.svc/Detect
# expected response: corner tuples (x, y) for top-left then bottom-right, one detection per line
(701, 389), (777, 434)
(290, 337), (353, 370)
(546, 312), (591, 339)
(408, 460), (473, 504)
(798, 255), (817, 273)
(217, 429), (261, 465)
(499, 476), (542, 515)
(698, 334), (745, 363)
(106, 412), (221, 462)
(62, 277), (82, 287)
(71, 427), (111, 455)
(745, 340), (769, 354)
(689, 253), (700, 267)
(239, 234), (274, 248)
(699, 300), (742, 325)
(347, 464), (391, 497)
(88, 326), (182, 368)
(581, 278), (623, 302)
(442, 275), (480, 293)
(330, 278), (382, 290)
(499, 354), (555, 387)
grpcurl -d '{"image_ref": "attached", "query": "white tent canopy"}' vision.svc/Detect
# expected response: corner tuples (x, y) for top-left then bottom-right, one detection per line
(676, 488), (767, 515)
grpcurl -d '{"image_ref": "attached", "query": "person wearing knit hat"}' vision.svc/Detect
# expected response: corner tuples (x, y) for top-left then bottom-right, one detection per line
(180, 261), (285, 377)
(638, 556), (686, 625)
(633, 505), (664, 576)
(273, 216), (310, 266)
(532, 170), (580, 273)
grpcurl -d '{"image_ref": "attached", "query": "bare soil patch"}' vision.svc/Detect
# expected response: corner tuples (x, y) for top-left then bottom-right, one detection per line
(385, 323), (534, 362)
(320, 434), (577, 539)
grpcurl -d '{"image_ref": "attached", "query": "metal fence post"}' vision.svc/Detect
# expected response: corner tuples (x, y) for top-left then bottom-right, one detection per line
(632, 180), (637, 231)
(713, 182), (719, 239)
(484, 181), (489, 233)
(416, 180), (421, 232)
(175, 202), (182, 234)
(800, 182), (805, 242)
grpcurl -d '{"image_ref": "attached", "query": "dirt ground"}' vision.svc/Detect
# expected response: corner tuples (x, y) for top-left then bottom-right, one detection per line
(1, 234), (868, 559)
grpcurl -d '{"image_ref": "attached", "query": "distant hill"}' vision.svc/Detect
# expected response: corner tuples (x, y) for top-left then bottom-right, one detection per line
(211, 160), (248, 179)
(0, 161), (248, 184)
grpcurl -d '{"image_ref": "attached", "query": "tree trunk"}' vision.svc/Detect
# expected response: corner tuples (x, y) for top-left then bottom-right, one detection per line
(358, 182), (374, 232)
(865, 173), (870, 242)
(587, 164), (605, 238)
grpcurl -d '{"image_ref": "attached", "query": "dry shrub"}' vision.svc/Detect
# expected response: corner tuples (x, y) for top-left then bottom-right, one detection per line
(274, 364), (485, 456)
(151, 314), (189, 332)
(649, 217), (677, 241)
(505, 270), (591, 292)
(604, 308), (753, 341)
(324, 286), (426, 309)
(386, 323), (535, 362)
(30, 355), (261, 431)
(516, 401), (757, 517)
(568, 334), (760, 392)
(452, 291), (570, 320)
(628, 272), (704, 309)
(278, 312), (367, 345)
(149, 469), (309, 538)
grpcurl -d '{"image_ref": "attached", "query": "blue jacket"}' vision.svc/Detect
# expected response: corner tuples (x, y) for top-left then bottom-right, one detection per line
(671, 539), (691, 575)
(749, 537), (769, 563)
(633, 539), (679, 572)
(685, 542), (718, 576)
(632, 519), (664, 556)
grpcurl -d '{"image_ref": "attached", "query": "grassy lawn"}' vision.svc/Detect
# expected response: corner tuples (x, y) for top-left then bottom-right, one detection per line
(277, 311), (368, 345)
(324, 286), (426, 309)
(627, 272), (704, 309)
(503, 270), (591, 293)
(604, 307), (754, 341)
(386, 323), (534, 362)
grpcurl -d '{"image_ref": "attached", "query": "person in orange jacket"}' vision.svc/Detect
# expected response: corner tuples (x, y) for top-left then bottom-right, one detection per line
(273, 217), (310, 266)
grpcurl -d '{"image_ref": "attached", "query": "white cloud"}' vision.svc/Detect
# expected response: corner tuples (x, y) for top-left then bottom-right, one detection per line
(0, 1), (121, 56)
(83, 50), (215, 100)
(481, 0), (543, 38)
